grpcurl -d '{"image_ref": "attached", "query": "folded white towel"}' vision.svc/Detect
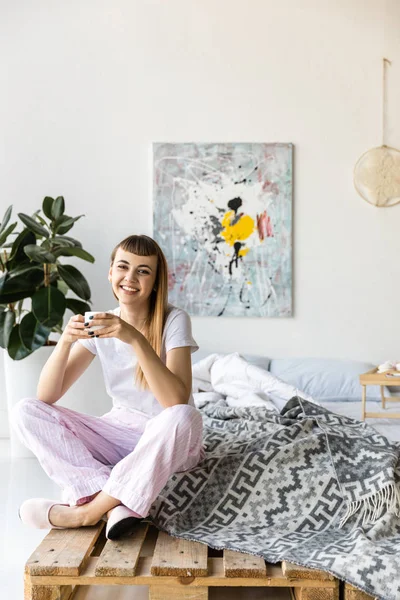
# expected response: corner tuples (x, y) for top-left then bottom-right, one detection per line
(378, 360), (397, 373)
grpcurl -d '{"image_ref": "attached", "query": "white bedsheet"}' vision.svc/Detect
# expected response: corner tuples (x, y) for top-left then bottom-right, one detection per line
(192, 352), (318, 412)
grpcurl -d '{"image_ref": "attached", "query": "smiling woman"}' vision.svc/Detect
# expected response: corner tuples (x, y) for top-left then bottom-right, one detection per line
(109, 249), (158, 331)
(10, 234), (205, 542)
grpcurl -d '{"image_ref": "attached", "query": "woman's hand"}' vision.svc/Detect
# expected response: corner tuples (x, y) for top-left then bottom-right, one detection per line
(84, 313), (139, 345)
(59, 314), (91, 345)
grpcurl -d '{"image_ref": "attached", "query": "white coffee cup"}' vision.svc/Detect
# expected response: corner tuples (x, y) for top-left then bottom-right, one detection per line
(84, 311), (107, 332)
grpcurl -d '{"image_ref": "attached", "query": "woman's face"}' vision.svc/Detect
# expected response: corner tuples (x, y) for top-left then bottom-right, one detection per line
(109, 248), (158, 306)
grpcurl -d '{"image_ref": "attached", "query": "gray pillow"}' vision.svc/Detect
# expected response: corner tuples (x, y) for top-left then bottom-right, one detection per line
(191, 350), (270, 372)
(269, 358), (382, 402)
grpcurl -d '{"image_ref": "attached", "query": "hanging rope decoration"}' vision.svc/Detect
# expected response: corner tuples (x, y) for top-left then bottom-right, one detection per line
(354, 58), (400, 207)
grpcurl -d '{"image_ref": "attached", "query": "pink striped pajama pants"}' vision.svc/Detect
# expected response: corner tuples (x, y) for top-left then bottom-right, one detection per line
(10, 399), (205, 517)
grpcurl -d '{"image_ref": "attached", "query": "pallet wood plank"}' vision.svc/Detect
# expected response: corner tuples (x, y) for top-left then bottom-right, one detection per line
(24, 572), (74, 600)
(344, 583), (375, 600)
(293, 586), (339, 600)
(282, 561), (335, 581)
(149, 588), (208, 599)
(95, 522), (149, 576)
(223, 549), (266, 578)
(29, 556), (338, 587)
(151, 531), (208, 576)
(25, 523), (104, 576)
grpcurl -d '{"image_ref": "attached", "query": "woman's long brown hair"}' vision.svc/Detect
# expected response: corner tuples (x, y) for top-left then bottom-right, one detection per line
(110, 234), (168, 390)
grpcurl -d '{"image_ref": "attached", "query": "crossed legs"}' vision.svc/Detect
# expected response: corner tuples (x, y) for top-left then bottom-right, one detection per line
(49, 490), (123, 527)
(11, 399), (204, 529)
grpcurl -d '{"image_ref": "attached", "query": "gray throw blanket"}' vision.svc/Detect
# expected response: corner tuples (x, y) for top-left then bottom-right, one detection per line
(148, 397), (400, 600)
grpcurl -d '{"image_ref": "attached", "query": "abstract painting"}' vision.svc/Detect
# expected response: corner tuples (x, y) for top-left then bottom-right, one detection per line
(152, 143), (292, 317)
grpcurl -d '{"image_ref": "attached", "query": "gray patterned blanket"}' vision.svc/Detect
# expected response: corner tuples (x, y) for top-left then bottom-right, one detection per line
(148, 397), (400, 600)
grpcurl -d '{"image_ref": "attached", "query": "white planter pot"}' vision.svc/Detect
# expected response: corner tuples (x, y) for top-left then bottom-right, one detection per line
(4, 345), (55, 458)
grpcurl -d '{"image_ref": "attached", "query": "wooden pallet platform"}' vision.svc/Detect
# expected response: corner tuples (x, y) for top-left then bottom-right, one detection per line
(343, 583), (376, 600)
(23, 521), (348, 600)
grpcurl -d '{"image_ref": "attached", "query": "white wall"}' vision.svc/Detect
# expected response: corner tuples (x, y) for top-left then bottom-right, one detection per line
(1, 0), (400, 429)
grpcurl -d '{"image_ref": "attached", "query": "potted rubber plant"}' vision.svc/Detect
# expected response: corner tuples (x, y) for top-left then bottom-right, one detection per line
(0, 197), (95, 457)
(0, 197), (94, 358)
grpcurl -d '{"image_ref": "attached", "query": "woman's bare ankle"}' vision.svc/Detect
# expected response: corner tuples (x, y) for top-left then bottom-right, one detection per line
(48, 504), (85, 528)
(80, 505), (102, 527)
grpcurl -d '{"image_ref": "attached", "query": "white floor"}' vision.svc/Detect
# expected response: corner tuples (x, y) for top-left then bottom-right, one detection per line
(2, 400), (400, 599)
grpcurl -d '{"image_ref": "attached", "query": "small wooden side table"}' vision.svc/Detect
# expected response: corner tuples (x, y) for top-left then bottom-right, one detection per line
(359, 368), (400, 420)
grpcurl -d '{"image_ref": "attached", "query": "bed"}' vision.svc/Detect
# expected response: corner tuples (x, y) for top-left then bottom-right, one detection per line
(144, 351), (400, 600)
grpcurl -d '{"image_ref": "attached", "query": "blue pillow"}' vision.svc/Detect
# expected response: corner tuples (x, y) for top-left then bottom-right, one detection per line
(269, 358), (382, 402)
(191, 350), (270, 372)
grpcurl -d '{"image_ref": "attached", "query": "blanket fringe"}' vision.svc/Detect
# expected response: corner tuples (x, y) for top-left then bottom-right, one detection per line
(339, 482), (400, 528)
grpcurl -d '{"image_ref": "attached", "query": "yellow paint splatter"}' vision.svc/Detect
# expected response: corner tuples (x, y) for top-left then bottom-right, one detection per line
(221, 211), (255, 246)
(238, 248), (250, 257)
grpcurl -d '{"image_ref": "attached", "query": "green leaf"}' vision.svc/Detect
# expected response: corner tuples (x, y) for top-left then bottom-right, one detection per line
(41, 238), (51, 250)
(55, 235), (82, 248)
(7, 264), (44, 281)
(65, 298), (91, 315)
(0, 290), (31, 304)
(32, 286), (67, 327)
(7, 229), (36, 267)
(0, 222), (17, 246)
(0, 266), (44, 303)
(42, 197), (54, 219)
(57, 278), (69, 295)
(0, 205), (12, 235)
(53, 247), (94, 263)
(35, 213), (49, 228)
(55, 215), (85, 235)
(7, 324), (33, 360)
(18, 213), (49, 238)
(53, 215), (71, 233)
(51, 236), (75, 248)
(19, 312), (51, 351)
(24, 244), (56, 263)
(57, 264), (91, 301)
(0, 272), (7, 295)
(51, 196), (65, 220)
(0, 310), (15, 348)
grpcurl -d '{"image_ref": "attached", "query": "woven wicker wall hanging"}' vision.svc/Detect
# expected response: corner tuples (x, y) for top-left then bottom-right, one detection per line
(354, 58), (400, 207)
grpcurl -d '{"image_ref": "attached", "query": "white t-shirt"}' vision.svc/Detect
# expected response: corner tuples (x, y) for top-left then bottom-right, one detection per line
(77, 304), (199, 417)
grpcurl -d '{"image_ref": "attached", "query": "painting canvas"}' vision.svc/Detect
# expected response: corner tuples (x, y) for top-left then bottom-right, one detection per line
(152, 142), (292, 317)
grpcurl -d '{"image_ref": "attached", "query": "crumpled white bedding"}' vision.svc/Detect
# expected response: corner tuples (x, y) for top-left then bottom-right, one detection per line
(192, 352), (319, 411)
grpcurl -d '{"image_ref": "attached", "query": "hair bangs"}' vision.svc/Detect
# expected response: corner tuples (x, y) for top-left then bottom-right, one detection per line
(117, 235), (158, 259)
